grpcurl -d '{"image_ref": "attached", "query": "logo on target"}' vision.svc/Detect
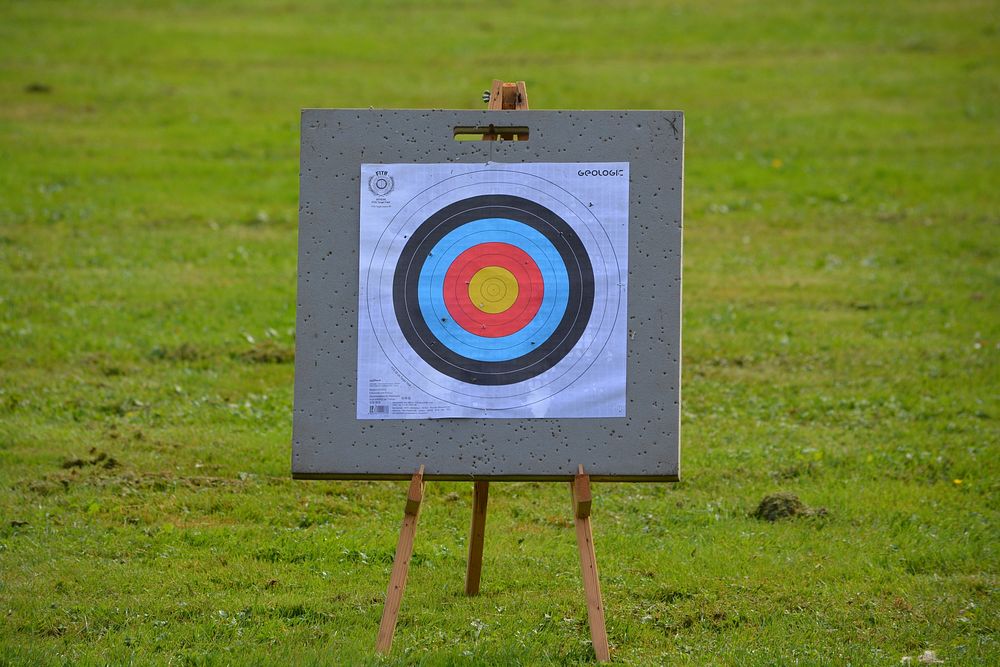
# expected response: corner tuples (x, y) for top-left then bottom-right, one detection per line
(368, 170), (394, 197)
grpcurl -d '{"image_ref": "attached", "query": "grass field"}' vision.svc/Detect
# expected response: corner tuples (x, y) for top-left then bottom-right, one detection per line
(1, 0), (998, 664)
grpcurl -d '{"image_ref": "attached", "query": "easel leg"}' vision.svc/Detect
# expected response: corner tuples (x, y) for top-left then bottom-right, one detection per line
(376, 466), (425, 655)
(465, 481), (489, 595)
(570, 465), (610, 662)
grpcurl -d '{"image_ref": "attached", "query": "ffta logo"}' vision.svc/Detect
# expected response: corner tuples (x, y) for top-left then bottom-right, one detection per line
(368, 170), (394, 197)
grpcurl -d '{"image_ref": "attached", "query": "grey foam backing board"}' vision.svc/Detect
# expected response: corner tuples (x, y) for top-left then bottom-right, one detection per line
(293, 109), (683, 481)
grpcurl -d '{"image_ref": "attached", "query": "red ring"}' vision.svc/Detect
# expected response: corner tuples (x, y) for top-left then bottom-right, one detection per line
(448, 252), (534, 328)
(442, 243), (544, 337)
(445, 245), (542, 336)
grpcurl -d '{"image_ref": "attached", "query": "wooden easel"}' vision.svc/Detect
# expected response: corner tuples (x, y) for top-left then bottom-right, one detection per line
(375, 81), (611, 663)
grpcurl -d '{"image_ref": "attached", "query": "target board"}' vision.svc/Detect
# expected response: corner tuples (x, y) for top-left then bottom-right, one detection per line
(294, 110), (683, 480)
(358, 163), (629, 419)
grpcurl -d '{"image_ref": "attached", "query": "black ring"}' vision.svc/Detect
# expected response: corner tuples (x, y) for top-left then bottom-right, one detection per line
(393, 194), (594, 385)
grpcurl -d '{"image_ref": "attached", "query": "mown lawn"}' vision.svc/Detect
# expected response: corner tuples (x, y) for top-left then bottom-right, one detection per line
(1, 1), (997, 664)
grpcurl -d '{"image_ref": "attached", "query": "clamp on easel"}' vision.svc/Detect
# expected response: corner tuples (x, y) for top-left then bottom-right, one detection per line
(374, 81), (610, 663)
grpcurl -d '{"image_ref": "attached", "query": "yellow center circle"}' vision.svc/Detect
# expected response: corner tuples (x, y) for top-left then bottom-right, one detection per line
(468, 266), (518, 314)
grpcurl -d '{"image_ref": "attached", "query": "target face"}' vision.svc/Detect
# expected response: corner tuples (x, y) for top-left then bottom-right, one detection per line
(394, 194), (594, 386)
(359, 163), (629, 418)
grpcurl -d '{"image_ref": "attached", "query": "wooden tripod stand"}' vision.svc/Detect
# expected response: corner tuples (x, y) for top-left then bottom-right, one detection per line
(375, 464), (609, 661)
(374, 80), (610, 662)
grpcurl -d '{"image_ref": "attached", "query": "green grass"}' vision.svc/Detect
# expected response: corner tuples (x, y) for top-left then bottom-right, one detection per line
(1, 0), (998, 664)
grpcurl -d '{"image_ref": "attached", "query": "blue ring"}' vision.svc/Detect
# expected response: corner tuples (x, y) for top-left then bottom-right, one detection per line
(416, 218), (569, 362)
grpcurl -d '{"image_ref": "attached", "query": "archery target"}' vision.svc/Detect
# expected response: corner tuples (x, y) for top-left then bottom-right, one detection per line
(360, 165), (628, 416)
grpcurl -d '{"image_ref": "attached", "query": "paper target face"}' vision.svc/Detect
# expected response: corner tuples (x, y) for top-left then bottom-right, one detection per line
(358, 163), (629, 419)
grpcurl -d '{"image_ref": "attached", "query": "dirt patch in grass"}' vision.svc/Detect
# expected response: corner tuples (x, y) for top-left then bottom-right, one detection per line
(149, 342), (211, 362)
(752, 492), (828, 521)
(80, 353), (134, 377)
(61, 449), (119, 470)
(236, 340), (294, 364)
(23, 466), (274, 498)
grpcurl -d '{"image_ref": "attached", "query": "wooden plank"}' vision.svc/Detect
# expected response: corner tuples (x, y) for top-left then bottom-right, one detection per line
(499, 83), (518, 139)
(464, 480), (489, 595)
(570, 467), (610, 662)
(515, 80), (529, 110)
(486, 79), (504, 110)
(375, 465), (425, 654)
(483, 79), (503, 140)
(572, 464), (592, 519)
(500, 82), (518, 109)
(513, 81), (529, 140)
(404, 467), (424, 515)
